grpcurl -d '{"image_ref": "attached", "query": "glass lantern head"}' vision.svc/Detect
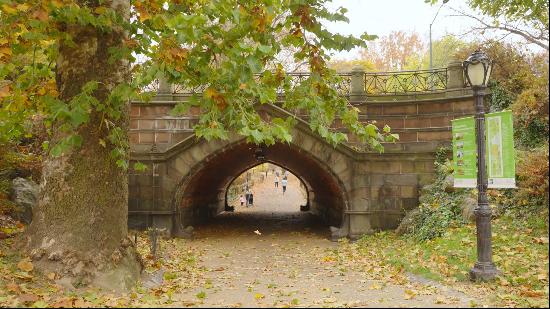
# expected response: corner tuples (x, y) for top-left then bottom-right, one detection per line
(463, 49), (492, 87)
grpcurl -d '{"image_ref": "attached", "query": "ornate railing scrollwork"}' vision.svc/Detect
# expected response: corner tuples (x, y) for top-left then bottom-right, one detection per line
(141, 79), (159, 93)
(141, 68), (448, 96)
(363, 68), (448, 95)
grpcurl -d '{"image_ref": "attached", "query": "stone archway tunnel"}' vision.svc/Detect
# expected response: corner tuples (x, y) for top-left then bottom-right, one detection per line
(128, 64), (476, 240)
(175, 141), (346, 229)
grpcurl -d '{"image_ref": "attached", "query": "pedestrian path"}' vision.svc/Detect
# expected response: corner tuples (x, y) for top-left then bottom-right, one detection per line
(165, 170), (481, 307)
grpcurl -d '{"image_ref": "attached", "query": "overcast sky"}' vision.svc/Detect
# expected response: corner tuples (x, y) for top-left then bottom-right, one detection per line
(322, 0), (538, 59)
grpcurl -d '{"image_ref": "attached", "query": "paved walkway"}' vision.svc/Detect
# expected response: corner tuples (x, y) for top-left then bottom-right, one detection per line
(168, 171), (480, 307)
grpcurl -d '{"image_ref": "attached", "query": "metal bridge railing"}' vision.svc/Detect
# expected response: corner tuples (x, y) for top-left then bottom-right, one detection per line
(364, 68), (448, 95)
(143, 68), (450, 97)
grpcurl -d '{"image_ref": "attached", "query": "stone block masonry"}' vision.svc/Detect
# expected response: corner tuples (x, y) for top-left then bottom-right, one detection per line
(128, 64), (475, 238)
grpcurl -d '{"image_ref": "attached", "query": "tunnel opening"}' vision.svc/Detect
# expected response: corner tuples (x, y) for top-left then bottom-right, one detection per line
(172, 140), (348, 238)
(225, 163), (309, 212)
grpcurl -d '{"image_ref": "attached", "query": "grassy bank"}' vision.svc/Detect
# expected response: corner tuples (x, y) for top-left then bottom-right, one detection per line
(344, 214), (549, 307)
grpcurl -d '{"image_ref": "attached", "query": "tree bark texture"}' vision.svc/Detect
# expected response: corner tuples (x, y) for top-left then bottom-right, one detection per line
(25, 0), (142, 289)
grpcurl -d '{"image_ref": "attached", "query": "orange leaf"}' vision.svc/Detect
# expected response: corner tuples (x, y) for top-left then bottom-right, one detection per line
(0, 47), (12, 57)
(214, 95), (227, 110)
(32, 9), (49, 22)
(17, 258), (34, 272)
(6, 282), (20, 294)
(520, 290), (545, 298)
(0, 84), (11, 98)
(19, 293), (39, 303)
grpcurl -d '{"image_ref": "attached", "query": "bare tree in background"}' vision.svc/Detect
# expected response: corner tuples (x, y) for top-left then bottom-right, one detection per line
(450, 7), (548, 51)
(360, 31), (425, 71)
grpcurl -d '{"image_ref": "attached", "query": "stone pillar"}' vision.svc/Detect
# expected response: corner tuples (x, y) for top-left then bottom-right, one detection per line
(446, 60), (468, 98)
(350, 66), (366, 100)
(447, 60), (465, 89)
(156, 76), (173, 101)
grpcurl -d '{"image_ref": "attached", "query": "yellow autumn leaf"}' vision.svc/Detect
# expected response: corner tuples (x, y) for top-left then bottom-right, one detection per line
(17, 259), (34, 272)
(49, 0), (64, 8)
(322, 255), (335, 262)
(404, 289), (416, 300)
(204, 87), (218, 99)
(16, 3), (30, 11)
(254, 293), (264, 300)
(368, 283), (382, 290)
(1, 4), (17, 14)
(0, 47), (12, 57)
(94, 6), (107, 15)
(138, 11), (150, 22)
(435, 296), (446, 304)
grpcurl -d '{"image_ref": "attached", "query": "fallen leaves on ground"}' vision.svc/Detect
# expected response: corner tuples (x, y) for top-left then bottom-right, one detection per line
(338, 214), (549, 308)
(0, 223), (204, 308)
(17, 258), (33, 272)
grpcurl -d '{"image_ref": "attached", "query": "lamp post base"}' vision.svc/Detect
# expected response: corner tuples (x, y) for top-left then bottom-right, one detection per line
(470, 261), (499, 281)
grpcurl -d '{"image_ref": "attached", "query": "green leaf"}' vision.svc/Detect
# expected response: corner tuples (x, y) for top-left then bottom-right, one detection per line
(134, 162), (148, 172)
(258, 45), (272, 54)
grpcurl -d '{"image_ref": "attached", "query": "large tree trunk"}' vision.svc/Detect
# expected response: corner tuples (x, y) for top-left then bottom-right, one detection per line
(25, 0), (141, 290)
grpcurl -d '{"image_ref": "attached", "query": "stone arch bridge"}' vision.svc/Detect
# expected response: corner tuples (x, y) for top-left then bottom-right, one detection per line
(128, 62), (475, 239)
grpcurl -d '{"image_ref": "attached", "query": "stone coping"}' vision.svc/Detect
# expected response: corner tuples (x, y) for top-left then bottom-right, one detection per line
(131, 88), (477, 106)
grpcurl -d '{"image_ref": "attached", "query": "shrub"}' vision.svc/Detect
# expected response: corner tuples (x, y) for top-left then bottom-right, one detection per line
(493, 146), (549, 218)
(404, 147), (470, 241)
(517, 146), (549, 206)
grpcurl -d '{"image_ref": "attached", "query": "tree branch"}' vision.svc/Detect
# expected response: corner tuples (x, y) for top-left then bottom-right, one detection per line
(449, 8), (549, 51)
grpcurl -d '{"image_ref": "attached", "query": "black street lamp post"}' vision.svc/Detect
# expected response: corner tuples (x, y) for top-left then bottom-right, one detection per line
(463, 50), (499, 281)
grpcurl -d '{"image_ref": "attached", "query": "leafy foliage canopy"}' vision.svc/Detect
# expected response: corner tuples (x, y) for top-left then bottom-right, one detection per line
(0, 0), (397, 165)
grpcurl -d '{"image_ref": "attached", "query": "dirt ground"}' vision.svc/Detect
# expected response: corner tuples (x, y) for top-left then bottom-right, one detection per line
(166, 171), (483, 308)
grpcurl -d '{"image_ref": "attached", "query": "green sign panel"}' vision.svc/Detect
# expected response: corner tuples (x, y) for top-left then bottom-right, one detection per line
(451, 111), (516, 189)
(452, 116), (477, 188)
(486, 110), (516, 188)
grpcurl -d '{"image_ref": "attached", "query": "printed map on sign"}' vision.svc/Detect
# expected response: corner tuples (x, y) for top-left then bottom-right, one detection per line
(487, 115), (504, 178)
(486, 110), (516, 188)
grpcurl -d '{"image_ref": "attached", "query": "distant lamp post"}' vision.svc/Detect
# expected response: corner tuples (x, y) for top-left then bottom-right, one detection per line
(463, 49), (499, 281)
(429, 0), (449, 70)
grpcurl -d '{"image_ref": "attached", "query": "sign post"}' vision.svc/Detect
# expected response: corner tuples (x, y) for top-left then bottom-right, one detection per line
(452, 111), (516, 189)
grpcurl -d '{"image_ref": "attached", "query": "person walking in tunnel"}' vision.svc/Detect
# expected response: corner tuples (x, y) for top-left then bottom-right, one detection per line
(239, 194), (245, 207)
(245, 188), (251, 208)
(248, 190), (254, 207)
(274, 175), (279, 189)
(281, 177), (288, 195)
